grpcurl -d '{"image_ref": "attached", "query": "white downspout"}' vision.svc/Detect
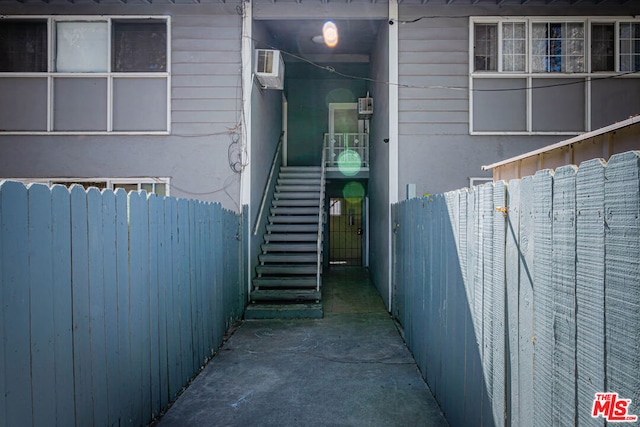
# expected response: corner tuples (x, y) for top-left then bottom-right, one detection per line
(241, 0), (253, 299)
(388, 0), (399, 312)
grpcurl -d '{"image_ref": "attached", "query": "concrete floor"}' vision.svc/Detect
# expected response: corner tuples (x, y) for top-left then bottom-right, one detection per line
(153, 268), (449, 427)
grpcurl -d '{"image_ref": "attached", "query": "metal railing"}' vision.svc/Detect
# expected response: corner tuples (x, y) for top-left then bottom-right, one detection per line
(253, 132), (283, 236)
(316, 147), (326, 292)
(323, 133), (370, 170)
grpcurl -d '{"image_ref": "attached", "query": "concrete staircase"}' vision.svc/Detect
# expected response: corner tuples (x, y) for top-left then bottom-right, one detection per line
(245, 166), (325, 319)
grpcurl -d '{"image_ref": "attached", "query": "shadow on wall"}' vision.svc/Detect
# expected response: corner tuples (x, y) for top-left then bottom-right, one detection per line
(392, 190), (494, 427)
(392, 151), (640, 427)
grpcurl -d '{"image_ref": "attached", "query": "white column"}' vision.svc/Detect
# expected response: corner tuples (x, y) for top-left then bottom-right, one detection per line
(241, 0), (253, 298)
(388, 0), (399, 311)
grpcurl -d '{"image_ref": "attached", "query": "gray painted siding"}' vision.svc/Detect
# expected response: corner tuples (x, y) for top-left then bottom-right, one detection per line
(0, 7), (244, 211)
(369, 21), (390, 308)
(397, 4), (640, 197)
(249, 21), (284, 285)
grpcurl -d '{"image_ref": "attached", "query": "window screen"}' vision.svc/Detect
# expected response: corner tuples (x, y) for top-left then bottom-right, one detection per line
(0, 20), (47, 72)
(474, 24), (497, 71)
(591, 24), (615, 72)
(112, 21), (167, 72)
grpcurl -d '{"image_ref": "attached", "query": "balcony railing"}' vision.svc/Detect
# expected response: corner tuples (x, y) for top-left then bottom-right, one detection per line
(323, 133), (369, 173)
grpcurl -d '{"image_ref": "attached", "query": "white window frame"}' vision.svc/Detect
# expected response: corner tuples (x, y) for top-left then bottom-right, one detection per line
(469, 16), (640, 136)
(0, 15), (171, 136)
(5, 177), (171, 196)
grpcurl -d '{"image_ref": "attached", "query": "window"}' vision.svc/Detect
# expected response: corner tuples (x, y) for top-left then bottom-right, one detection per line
(474, 24), (497, 71)
(330, 199), (342, 216)
(470, 17), (640, 135)
(592, 24), (614, 72)
(532, 22), (584, 73)
(0, 16), (170, 134)
(0, 20), (47, 72)
(502, 22), (526, 72)
(56, 21), (109, 72)
(112, 20), (167, 72)
(619, 22), (640, 71)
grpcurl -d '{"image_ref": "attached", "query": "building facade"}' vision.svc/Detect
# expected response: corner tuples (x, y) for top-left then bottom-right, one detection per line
(1, 0), (639, 308)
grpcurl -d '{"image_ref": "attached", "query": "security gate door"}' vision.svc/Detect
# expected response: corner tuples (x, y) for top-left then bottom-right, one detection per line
(329, 197), (363, 266)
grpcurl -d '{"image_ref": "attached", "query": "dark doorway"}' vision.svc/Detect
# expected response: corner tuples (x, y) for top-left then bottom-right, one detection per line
(329, 197), (363, 266)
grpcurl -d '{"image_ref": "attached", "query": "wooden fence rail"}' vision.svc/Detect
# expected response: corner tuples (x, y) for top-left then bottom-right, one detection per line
(0, 182), (246, 427)
(392, 151), (640, 427)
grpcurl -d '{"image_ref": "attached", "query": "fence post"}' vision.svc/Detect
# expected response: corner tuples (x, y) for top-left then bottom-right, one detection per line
(492, 181), (507, 427)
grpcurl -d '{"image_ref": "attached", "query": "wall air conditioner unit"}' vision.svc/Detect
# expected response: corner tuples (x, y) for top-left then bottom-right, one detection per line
(255, 49), (285, 90)
(358, 96), (373, 118)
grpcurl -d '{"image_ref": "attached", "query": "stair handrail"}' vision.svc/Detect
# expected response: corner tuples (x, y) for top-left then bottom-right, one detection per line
(253, 132), (284, 236)
(316, 145), (326, 292)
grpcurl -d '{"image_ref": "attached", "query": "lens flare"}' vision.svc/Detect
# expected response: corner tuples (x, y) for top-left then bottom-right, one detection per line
(322, 21), (338, 48)
(342, 181), (365, 204)
(337, 150), (362, 177)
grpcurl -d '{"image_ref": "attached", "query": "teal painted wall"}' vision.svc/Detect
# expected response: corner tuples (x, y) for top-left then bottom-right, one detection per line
(285, 65), (368, 166)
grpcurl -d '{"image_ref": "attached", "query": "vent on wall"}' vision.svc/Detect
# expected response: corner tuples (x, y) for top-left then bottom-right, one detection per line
(358, 96), (373, 117)
(255, 49), (285, 90)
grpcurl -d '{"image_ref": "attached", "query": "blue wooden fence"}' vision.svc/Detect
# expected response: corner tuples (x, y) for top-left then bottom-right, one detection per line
(0, 182), (246, 427)
(392, 151), (640, 427)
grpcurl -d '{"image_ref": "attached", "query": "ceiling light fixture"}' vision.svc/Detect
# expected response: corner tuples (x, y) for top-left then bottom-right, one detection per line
(322, 21), (338, 48)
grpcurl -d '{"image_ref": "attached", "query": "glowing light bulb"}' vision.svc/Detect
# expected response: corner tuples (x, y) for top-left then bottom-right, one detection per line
(322, 21), (338, 48)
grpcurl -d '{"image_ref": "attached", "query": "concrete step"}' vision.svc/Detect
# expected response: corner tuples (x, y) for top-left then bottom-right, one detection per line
(256, 265), (317, 275)
(270, 206), (319, 215)
(263, 233), (318, 242)
(278, 172), (322, 179)
(244, 302), (323, 320)
(277, 178), (321, 186)
(266, 224), (318, 233)
(272, 199), (320, 207)
(259, 253), (317, 263)
(274, 191), (321, 200)
(268, 215), (319, 224)
(250, 289), (321, 302)
(261, 243), (318, 252)
(281, 166), (322, 172)
(276, 185), (321, 192)
(252, 276), (317, 288)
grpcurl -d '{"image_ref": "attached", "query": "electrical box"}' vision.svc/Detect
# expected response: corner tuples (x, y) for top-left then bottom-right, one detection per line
(358, 96), (373, 118)
(255, 49), (285, 90)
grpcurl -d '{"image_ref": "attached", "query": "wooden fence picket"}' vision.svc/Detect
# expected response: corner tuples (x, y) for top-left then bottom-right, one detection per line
(575, 158), (606, 427)
(391, 150), (640, 427)
(604, 152), (640, 416)
(0, 182), (243, 427)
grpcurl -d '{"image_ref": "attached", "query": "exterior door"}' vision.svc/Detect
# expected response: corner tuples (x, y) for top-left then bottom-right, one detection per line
(329, 197), (363, 266)
(327, 103), (359, 167)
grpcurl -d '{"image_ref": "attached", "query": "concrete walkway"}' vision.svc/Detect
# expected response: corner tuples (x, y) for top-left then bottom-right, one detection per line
(153, 268), (449, 427)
